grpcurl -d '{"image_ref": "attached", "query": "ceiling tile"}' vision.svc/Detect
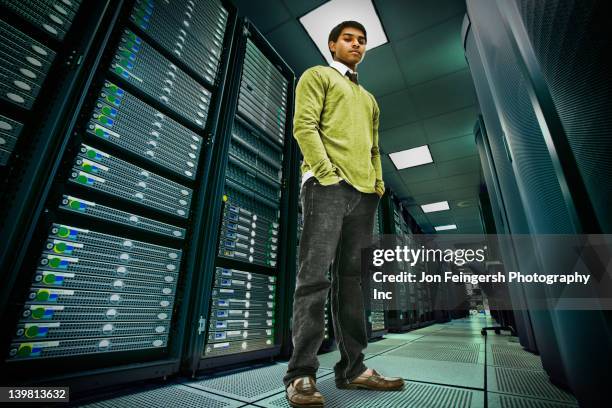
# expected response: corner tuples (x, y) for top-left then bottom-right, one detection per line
(359, 44), (406, 96)
(378, 89), (419, 129)
(412, 186), (476, 204)
(398, 162), (439, 183)
(382, 171), (410, 197)
(394, 15), (467, 86)
(424, 105), (480, 143)
(452, 206), (481, 218)
(439, 172), (481, 189)
(454, 221), (484, 234)
(429, 134), (477, 162)
(427, 212), (456, 224)
(381, 154), (396, 174)
(282, 0), (328, 16)
(437, 155), (481, 177)
(379, 121), (427, 153)
(266, 19), (326, 76)
(449, 197), (480, 209)
(234, 0), (291, 32)
(374, 0), (466, 41)
(405, 172), (478, 197)
(409, 69), (478, 119)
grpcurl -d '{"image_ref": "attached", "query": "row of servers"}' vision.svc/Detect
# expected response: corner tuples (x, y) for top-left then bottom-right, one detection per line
(0, 0), (298, 392)
(2, 0), (230, 365)
(203, 25), (294, 362)
(367, 206), (387, 337)
(464, 0), (611, 406)
(380, 194), (435, 332)
(0, 0), (78, 164)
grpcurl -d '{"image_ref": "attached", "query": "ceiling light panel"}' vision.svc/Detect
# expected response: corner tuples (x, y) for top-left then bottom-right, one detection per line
(434, 224), (457, 231)
(421, 201), (450, 213)
(389, 145), (433, 169)
(300, 0), (388, 64)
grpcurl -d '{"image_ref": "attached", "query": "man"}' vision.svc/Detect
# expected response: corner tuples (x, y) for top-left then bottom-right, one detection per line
(284, 21), (405, 407)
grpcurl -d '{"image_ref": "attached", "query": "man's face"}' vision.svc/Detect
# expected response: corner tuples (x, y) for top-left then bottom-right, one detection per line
(329, 27), (367, 67)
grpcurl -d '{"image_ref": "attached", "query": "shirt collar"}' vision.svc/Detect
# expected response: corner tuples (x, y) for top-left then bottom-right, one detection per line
(330, 60), (357, 78)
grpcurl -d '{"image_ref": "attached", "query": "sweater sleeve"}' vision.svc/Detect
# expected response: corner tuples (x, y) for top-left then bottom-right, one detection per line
(372, 99), (385, 197)
(293, 68), (342, 186)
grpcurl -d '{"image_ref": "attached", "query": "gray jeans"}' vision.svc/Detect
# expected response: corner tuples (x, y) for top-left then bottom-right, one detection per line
(284, 177), (380, 387)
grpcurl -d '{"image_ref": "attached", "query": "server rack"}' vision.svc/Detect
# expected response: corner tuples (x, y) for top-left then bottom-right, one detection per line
(366, 206), (386, 338)
(473, 116), (537, 352)
(184, 19), (297, 374)
(379, 192), (437, 332)
(0, 0), (237, 392)
(465, 0), (611, 405)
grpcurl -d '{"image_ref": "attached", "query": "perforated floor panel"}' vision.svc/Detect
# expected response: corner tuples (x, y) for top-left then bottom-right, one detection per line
(409, 326), (445, 333)
(183, 363), (332, 403)
(362, 342), (403, 355)
(402, 340), (483, 352)
(430, 331), (484, 338)
(253, 376), (485, 408)
(76, 384), (245, 408)
(487, 392), (578, 408)
(381, 332), (424, 341)
(487, 344), (544, 370)
(364, 354), (485, 389)
(387, 344), (483, 364)
(487, 367), (577, 404)
(371, 337), (412, 346)
(413, 335), (486, 344)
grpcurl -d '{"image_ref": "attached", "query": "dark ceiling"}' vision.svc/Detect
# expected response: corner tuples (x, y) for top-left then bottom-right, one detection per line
(231, 0), (484, 234)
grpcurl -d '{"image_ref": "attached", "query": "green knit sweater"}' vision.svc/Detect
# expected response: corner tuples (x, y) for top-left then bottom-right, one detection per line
(293, 65), (385, 195)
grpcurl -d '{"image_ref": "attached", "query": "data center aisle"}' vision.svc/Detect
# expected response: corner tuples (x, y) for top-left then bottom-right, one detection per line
(74, 316), (578, 407)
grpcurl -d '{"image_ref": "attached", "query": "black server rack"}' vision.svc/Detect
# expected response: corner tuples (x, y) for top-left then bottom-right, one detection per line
(367, 206), (386, 337)
(185, 19), (297, 373)
(381, 194), (415, 332)
(473, 116), (537, 353)
(464, 0), (611, 405)
(379, 192), (437, 332)
(0, 0), (237, 392)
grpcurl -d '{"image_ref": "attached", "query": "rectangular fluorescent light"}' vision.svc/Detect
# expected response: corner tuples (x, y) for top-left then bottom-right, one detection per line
(421, 201), (450, 213)
(389, 145), (433, 170)
(299, 0), (388, 65)
(434, 224), (457, 231)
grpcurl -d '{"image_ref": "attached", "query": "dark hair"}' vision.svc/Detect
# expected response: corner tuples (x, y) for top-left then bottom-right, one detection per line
(328, 21), (367, 57)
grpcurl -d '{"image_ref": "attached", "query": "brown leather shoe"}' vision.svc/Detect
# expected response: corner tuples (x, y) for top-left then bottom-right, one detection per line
(286, 376), (325, 408)
(339, 368), (404, 391)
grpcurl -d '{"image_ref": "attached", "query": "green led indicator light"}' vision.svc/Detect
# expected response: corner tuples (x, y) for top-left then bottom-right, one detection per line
(32, 308), (44, 319)
(114, 66), (124, 75)
(17, 345), (32, 356)
(25, 326), (39, 338)
(99, 115), (109, 124)
(36, 290), (50, 301)
(69, 200), (81, 210)
(83, 163), (93, 172)
(49, 258), (61, 268)
(54, 242), (66, 253)
(102, 106), (112, 115)
(43, 273), (57, 284)
(58, 226), (69, 237)
(87, 149), (97, 159)
(109, 84), (118, 93)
